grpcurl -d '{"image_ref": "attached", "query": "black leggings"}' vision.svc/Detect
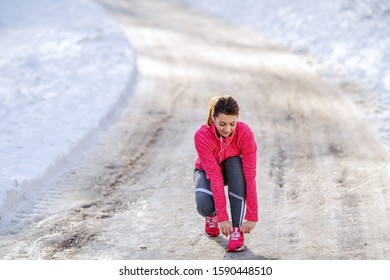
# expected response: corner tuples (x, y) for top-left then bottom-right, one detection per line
(194, 156), (246, 228)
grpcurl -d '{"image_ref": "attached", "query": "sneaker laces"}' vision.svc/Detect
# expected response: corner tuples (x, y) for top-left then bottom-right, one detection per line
(230, 229), (241, 240)
(206, 216), (218, 228)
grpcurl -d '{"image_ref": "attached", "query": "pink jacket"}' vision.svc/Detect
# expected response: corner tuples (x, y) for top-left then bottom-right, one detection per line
(194, 121), (258, 223)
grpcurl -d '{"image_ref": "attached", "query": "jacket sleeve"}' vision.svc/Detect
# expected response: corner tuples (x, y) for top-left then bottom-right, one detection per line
(239, 124), (258, 222)
(194, 130), (229, 222)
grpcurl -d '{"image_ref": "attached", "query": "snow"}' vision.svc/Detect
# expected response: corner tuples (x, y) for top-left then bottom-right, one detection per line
(0, 0), (135, 218)
(180, 0), (390, 153)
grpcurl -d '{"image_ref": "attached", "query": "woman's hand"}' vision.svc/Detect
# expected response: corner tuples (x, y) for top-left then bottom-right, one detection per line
(241, 221), (257, 234)
(219, 220), (233, 236)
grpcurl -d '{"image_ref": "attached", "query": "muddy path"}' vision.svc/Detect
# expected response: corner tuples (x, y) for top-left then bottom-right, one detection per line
(1, 0), (390, 260)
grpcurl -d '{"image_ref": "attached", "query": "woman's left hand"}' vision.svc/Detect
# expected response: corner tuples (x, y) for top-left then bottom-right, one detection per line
(241, 221), (257, 234)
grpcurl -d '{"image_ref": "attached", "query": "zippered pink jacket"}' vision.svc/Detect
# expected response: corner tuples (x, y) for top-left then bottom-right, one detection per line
(194, 121), (258, 223)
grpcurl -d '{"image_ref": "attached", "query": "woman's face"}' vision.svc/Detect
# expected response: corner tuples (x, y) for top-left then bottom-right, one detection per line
(213, 113), (238, 138)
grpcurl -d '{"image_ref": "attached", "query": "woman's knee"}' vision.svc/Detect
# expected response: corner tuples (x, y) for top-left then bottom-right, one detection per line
(224, 156), (245, 187)
(224, 156), (243, 171)
(195, 192), (215, 217)
(194, 169), (215, 217)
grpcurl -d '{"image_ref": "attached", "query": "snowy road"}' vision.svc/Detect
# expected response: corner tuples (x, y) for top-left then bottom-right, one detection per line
(1, 0), (390, 259)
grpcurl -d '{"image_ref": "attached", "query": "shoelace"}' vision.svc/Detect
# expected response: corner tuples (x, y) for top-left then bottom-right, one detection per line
(230, 230), (241, 240)
(206, 216), (218, 228)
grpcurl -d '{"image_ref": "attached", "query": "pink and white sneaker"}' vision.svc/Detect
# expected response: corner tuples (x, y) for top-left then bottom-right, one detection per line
(227, 227), (245, 252)
(205, 214), (220, 237)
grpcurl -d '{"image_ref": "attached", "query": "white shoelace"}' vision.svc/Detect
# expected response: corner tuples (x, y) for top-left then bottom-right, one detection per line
(230, 230), (241, 240)
(206, 216), (218, 228)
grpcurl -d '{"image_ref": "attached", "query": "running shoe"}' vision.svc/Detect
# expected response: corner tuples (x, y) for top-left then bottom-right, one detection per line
(227, 227), (245, 252)
(205, 214), (220, 237)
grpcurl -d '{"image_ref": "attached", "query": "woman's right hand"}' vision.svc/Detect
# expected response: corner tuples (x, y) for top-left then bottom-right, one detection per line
(219, 220), (233, 236)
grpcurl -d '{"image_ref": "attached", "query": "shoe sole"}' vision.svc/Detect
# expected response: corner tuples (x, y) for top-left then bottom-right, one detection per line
(205, 232), (220, 237)
(227, 245), (245, 252)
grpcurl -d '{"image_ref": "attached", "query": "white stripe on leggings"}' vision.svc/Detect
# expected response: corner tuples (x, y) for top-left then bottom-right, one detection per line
(229, 191), (244, 201)
(239, 200), (245, 226)
(195, 188), (213, 196)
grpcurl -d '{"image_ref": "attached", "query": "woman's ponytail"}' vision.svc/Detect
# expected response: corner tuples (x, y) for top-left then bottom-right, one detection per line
(206, 96), (220, 126)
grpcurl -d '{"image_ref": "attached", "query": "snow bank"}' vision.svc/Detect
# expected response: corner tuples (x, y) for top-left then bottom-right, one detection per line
(181, 0), (390, 153)
(0, 0), (136, 218)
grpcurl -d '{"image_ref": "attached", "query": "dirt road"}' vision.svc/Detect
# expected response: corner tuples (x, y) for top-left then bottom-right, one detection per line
(1, 0), (390, 260)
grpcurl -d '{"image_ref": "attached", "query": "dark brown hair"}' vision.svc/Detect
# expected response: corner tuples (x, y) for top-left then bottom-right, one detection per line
(206, 95), (240, 126)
